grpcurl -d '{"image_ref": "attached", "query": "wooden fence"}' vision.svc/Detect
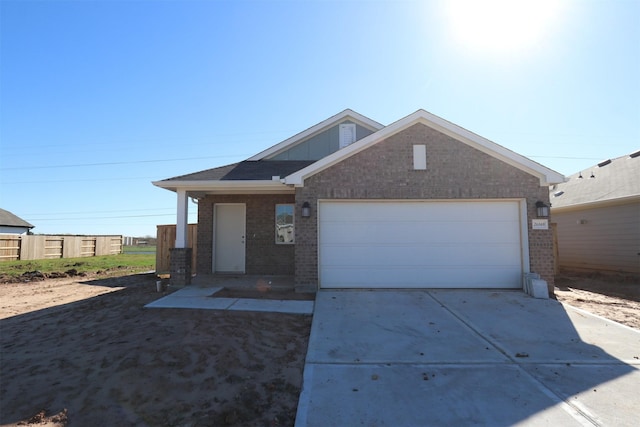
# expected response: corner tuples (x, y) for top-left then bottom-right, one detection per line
(0, 234), (123, 261)
(156, 224), (197, 274)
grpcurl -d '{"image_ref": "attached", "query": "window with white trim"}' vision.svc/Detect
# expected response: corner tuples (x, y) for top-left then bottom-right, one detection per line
(275, 204), (294, 244)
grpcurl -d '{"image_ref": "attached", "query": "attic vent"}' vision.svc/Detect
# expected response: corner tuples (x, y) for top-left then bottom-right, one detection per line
(597, 159), (612, 167)
(630, 150), (640, 158)
(554, 191), (564, 197)
(339, 123), (356, 149)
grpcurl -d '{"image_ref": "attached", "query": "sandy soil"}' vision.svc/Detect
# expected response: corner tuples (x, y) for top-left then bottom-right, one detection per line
(0, 273), (312, 427)
(1, 270), (637, 426)
(554, 270), (640, 330)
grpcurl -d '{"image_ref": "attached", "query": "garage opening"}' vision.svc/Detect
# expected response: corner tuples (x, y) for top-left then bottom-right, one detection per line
(318, 200), (525, 289)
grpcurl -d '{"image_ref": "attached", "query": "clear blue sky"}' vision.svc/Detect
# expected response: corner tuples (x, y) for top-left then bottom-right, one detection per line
(1, 0), (638, 237)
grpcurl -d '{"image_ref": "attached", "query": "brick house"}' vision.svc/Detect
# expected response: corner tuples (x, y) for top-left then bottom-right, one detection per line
(153, 109), (564, 293)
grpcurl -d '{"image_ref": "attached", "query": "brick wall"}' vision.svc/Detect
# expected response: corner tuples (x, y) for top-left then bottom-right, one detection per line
(197, 194), (295, 275)
(295, 123), (555, 290)
(169, 247), (192, 286)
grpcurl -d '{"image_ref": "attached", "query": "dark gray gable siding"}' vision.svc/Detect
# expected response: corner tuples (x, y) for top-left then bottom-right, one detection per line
(269, 121), (376, 161)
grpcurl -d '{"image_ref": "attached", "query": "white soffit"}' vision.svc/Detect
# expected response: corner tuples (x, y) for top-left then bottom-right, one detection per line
(152, 180), (293, 194)
(285, 110), (565, 186)
(247, 109), (384, 161)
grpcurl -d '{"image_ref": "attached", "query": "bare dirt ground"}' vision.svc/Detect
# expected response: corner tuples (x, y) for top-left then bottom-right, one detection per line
(1, 270), (637, 426)
(554, 270), (640, 330)
(0, 273), (312, 427)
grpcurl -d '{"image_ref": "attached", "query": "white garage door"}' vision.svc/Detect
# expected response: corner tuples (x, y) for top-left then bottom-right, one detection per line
(319, 200), (524, 289)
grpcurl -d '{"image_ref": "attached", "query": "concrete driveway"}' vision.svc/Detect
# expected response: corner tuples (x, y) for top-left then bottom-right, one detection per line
(295, 290), (640, 426)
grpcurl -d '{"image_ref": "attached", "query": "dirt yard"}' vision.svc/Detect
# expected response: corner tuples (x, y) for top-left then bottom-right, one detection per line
(0, 271), (637, 426)
(554, 270), (640, 330)
(0, 273), (312, 427)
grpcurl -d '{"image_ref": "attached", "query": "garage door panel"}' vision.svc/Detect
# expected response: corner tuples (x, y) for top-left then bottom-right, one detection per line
(322, 201), (518, 222)
(321, 220), (520, 245)
(321, 243), (521, 267)
(319, 201), (523, 289)
(321, 266), (522, 288)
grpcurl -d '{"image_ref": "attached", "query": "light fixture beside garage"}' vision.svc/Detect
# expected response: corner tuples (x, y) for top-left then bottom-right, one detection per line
(301, 202), (311, 218)
(535, 201), (550, 218)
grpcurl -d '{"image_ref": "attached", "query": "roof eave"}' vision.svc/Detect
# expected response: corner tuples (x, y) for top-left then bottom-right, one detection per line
(551, 194), (640, 212)
(285, 110), (565, 187)
(152, 180), (294, 194)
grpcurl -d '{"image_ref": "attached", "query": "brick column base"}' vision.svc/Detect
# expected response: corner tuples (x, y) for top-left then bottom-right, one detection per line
(170, 248), (192, 287)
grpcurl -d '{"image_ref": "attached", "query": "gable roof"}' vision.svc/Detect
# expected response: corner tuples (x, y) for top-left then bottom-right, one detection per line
(550, 151), (640, 209)
(154, 109), (566, 195)
(247, 109), (384, 161)
(285, 109), (565, 187)
(0, 208), (34, 229)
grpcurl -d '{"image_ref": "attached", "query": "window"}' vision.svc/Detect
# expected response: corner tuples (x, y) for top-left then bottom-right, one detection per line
(275, 204), (294, 244)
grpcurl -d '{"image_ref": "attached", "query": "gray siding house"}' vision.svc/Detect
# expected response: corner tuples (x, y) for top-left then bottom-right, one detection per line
(550, 151), (640, 275)
(0, 208), (34, 235)
(154, 109), (564, 293)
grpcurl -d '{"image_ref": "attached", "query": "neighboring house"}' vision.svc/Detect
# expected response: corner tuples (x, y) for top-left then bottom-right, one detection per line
(0, 208), (34, 235)
(550, 151), (640, 275)
(154, 109), (564, 292)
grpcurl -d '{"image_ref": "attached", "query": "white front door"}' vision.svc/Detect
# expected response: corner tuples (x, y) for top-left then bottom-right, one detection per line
(214, 203), (246, 273)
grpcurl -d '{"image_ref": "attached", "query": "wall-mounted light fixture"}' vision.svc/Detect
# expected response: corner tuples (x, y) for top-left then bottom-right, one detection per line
(535, 201), (550, 218)
(301, 202), (311, 218)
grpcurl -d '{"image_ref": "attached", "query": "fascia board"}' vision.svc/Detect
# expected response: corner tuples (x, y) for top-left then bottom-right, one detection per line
(247, 109), (384, 161)
(152, 180), (293, 194)
(417, 112), (566, 186)
(285, 110), (565, 186)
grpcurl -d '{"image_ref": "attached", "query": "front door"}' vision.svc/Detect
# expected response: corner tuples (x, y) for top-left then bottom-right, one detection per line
(214, 203), (246, 273)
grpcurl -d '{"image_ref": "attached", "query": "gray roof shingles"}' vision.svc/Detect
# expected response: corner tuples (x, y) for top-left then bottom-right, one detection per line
(0, 208), (34, 228)
(550, 151), (640, 208)
(161, 160), (315, 182)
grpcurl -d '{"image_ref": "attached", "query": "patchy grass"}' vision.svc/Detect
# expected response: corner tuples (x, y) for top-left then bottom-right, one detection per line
(122, 245), (157, 254)
(0, 253), (155, 282)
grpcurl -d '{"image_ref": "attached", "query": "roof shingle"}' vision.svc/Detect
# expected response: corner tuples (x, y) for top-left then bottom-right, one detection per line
(0, 208), (34, 228)
(550, 151), (640, 208)
(161, 160), (315, 182)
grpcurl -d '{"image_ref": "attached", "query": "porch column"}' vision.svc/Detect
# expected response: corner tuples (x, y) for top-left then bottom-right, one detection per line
(170, 188), (192, 286)
(175, 189), (188, 248)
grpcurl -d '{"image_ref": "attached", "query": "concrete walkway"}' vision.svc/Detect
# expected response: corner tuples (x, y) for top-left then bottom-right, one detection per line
(295, 290), (640, 427)
(144, 286), (314, 315)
